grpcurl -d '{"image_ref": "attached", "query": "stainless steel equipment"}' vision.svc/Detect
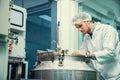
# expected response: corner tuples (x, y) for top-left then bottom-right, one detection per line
(31, 49), (98, 80)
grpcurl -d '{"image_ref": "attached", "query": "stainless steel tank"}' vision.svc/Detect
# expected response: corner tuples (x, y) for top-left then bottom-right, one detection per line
(31, 50), (98, 80)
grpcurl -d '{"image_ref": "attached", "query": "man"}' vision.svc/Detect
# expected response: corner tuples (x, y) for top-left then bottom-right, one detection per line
(72, 12), (120, 80)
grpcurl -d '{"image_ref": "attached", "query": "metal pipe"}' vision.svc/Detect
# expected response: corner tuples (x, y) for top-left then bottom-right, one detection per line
(23, 61), (28, 79)
(8, 64), (12, 80)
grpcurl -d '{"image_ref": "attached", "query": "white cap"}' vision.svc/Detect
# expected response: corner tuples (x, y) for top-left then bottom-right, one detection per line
(72, 12), (92, 24)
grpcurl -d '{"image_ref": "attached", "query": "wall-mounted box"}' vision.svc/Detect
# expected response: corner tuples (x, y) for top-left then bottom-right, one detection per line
(8, 4), (27, 58)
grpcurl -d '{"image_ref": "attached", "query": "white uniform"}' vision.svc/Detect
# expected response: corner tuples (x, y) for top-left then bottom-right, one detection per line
(80, 22), (120, 80)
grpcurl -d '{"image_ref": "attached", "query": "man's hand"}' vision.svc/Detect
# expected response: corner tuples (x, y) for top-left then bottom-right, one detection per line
(72, 50), (87, 57)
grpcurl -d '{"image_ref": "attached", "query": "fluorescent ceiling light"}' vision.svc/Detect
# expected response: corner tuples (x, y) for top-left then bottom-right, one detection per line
(38, 15), (51, 22)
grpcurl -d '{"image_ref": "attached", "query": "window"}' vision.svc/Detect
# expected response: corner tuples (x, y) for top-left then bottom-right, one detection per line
(10, 8), (24, 27)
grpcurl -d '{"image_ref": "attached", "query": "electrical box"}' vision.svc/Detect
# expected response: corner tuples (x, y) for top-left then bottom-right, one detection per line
(0, 0), (10, 42)
(8, 4), (27, 58)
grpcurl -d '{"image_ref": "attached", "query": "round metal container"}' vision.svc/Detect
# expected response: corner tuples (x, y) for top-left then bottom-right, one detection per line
(31, 54), (98, 80)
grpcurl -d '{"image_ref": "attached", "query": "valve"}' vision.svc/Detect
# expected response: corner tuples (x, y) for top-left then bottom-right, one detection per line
(8, 44), (13, 53)
(58, 53), (64, 67)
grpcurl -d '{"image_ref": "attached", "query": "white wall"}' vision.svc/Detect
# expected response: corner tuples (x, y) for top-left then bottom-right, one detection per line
(0, 43), (8, 80)
(57, 0), (79, 52)
(0, 0), (10, 79)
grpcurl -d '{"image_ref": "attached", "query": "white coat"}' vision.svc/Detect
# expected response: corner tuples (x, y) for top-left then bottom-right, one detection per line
(80, 22), (120, 80)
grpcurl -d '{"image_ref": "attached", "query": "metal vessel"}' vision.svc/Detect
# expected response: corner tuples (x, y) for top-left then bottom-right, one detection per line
(31, 50), (98, 80)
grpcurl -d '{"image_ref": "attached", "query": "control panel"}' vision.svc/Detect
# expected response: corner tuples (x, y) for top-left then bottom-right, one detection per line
(8, 4), (27, 58)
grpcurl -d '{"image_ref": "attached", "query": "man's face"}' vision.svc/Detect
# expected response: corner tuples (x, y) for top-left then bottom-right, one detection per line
(75, 21), (91, 34)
